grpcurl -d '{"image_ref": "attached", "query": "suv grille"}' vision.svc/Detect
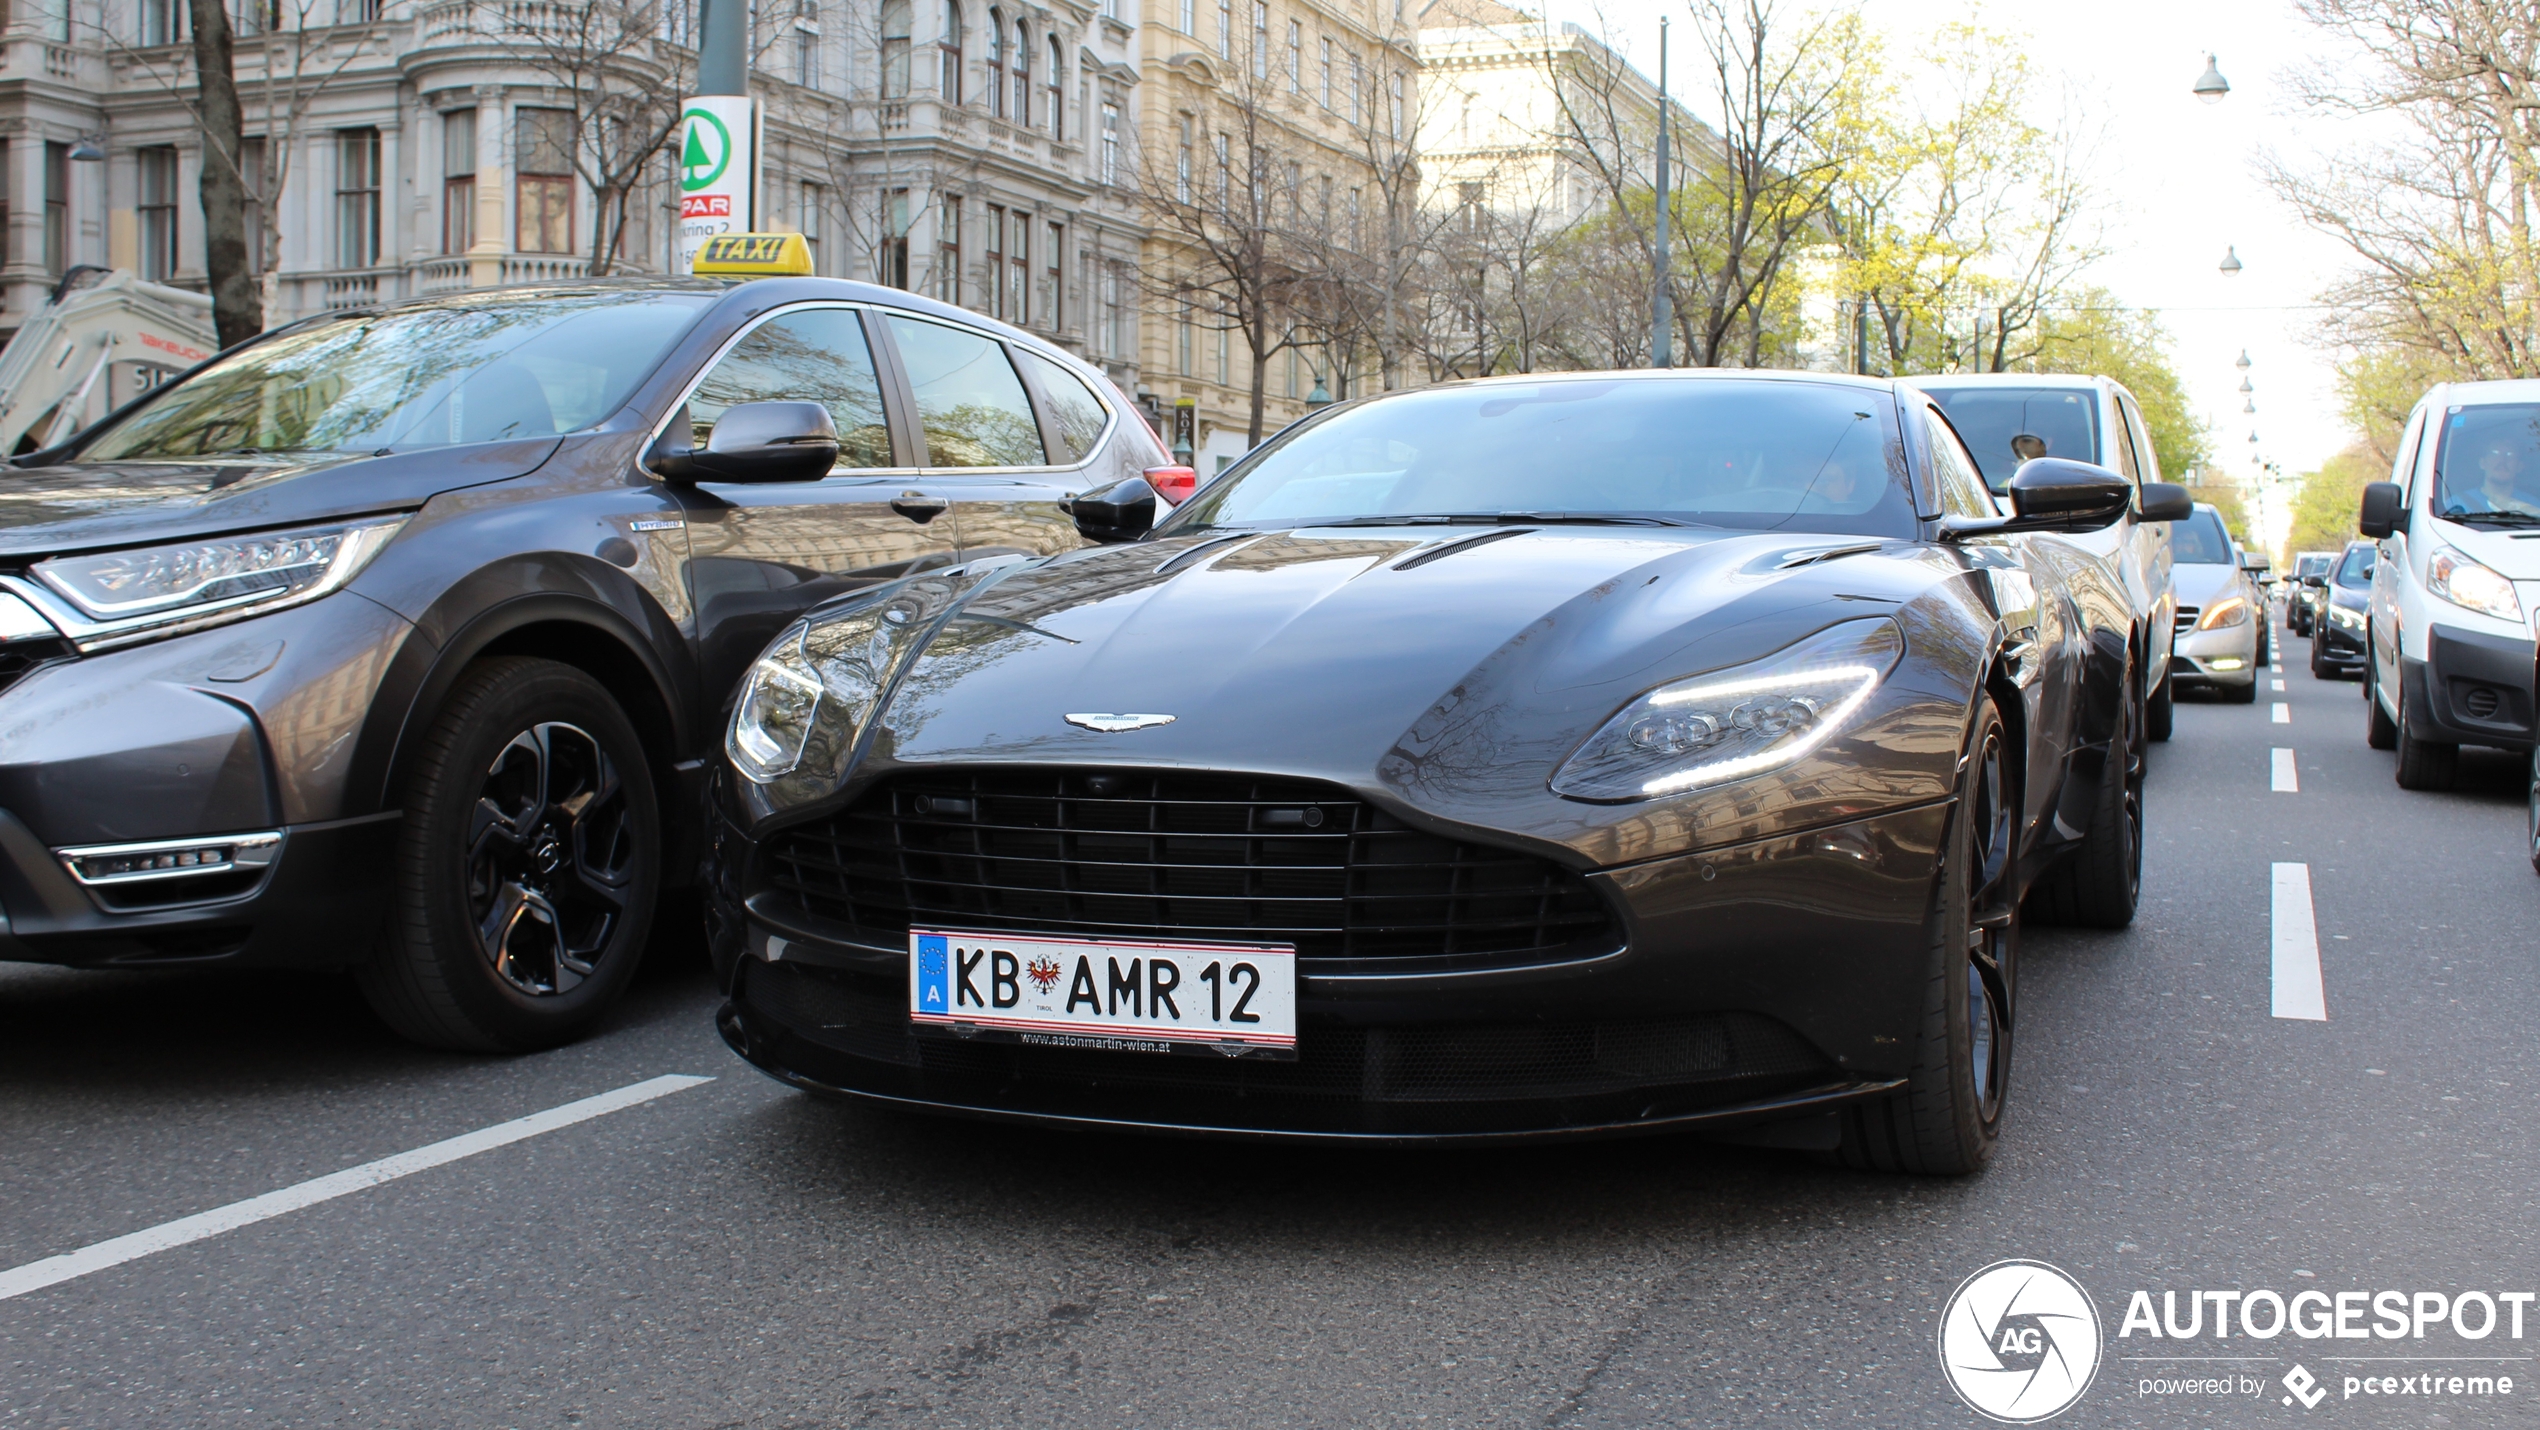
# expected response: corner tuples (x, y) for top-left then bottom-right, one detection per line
(761, 768), (1621, 970)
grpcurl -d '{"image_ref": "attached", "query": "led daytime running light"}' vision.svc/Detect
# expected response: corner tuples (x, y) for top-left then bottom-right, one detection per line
(1638, 664), (1883, 796)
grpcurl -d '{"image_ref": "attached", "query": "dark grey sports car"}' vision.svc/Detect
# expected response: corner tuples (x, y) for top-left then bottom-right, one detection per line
(707, 371), (2190, 1173)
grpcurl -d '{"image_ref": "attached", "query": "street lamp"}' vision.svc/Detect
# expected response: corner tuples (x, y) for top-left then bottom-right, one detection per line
(2192, 54), (2230, 104)
(2239, 376), (2253, 393)
(66, 134), (105, 162)
(1305, 374), (1332, 410)
(2236, 350), (2253, 370)
(2243, 399), (2256, 414)
(2219, 247), (2243, 276)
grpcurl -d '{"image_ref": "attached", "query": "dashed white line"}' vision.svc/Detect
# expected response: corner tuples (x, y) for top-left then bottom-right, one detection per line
(2272, 702), (2291, 723)
(2272, 747), (2299, 792)
(2272, 679), (2286, 691)
(2272, 863), (2328, 1021)
(0, 1073), (712, 1303)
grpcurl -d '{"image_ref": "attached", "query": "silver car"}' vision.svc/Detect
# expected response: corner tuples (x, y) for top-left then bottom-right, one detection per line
(2168, 502), (2262, 701)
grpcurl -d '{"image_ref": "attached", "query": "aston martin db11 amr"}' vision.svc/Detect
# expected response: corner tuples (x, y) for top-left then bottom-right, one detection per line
(708, 371), (2192, 1174)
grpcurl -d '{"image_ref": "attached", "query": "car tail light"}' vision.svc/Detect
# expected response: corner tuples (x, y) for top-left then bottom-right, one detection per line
(1145, 466), (1198, 504)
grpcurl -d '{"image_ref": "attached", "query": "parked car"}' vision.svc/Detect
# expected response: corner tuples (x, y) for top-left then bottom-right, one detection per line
(2166, 503), (2262, 702)
(2310, 540), (2374, 678)
(2287, 550), (2337, 635)
(0, 277), (1170, 1050)
(1908, 374), (2180, 739)
(2242, 547), (2276, 668)
(705, 369), (2191, 1174)
(2359, 380), (2540, 789)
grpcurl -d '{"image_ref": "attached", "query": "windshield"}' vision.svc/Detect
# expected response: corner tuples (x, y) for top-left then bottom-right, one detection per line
(2296, 554), (2334, 578)
(2430, 402), (2540, 524)
(1917, 385), (2099, 492)
(2335, 544), (2376, 588)
(77, 290), (715, 462)
(2174, 509), (2233, 563)
(1161, 378), (1916, 537)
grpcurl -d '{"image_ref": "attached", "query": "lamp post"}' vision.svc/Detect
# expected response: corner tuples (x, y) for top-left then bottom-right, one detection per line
(1651, 17), (1671, 369)
(676, 0), (756, 273)
(2219, 246), (2243, 276)
(2192, 54), (2230, 104)
(1305, 374), (1333, 410)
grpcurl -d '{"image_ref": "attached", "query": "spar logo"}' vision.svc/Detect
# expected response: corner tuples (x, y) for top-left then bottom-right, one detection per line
(1939, 1260), (2104, 1422)
(679, 106), (732, 192)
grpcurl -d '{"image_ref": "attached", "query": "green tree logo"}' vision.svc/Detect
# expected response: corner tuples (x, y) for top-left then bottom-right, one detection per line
(680, 108), (731, 193)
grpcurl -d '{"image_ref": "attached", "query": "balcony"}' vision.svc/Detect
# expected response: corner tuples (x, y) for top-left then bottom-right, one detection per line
(278, 254), (596, 320)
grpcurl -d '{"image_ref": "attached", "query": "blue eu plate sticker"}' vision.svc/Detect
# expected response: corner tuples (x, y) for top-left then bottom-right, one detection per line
(916, 934), (949, 1012)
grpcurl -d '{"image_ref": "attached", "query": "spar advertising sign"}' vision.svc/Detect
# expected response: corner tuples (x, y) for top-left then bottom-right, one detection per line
(675, 96), (755, 274)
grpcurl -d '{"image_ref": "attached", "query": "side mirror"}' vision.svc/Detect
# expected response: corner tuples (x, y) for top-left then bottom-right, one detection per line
(649, 400), (839, 483)
(2303, 573), (2328, 587)
(1942, 457), (2133, 540)
(2359, 481), (2405, 539)
(2239, 553), (2271, 575)
(2136, 482), (2192, 522)
(1068, 475), (1158, 543)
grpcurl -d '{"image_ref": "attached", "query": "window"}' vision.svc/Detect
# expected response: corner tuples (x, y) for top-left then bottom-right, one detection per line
(1102, 261), (1123, 357)
(1015, 348), (1109, 461)
(441, 109), (477, 255)
(1285, 20), (1300, 89)
(880, 187), (910, 288)
(1216, 0), (1229, 57)
(881, 0), (911, 97)
(0, 149), (11, 270)
(886, 315), (1047, 466)
(801, 181), (826, 273)
(43, 141), (67, 277)
(337, 0), (379, 21)
(1250, 1), (1266, 78)
(1284, 344), (1298, 399)
(1047, 36), (1063, 138)
(1101, 102), (1120, 184)
(936, 194), (962, 303)
(1215, 323), (1228, 385)
(513, 108), (573, 254)
(1175, 120), (1192, 203)
(138, 0), (178, 44)
(1345, 186), (1360, 250)
(1388, 72), (1404, 137)
(1349, 52), (1363, 125)
(1319, 36), (1332, 107)
(1007, 209), (1029, 324)
(986, 9), (1005, 117)
(1013, 21), (1031, 125)
(795, 26), (821, 88)
(133, 146), (178, 282)
(689, 308), (893, 468)
(1178, 301), (1193, 375)
(336, 127), (382, 268)
(1923, 409), (1995, 518)
(1214, 132), (1229, 203)
(230, 0), (268, 36)
(1044, 221), (1062, 328)
(938, 0), (963, 102)
(1178, 0), (1192, 32)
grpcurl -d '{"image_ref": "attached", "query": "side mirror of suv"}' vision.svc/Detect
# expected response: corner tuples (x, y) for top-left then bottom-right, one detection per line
(2358, 481), (2406, 539)
(2137, 482), (2193, 522)
(650, 401), (840, 484)
(1068, 476), (1158, 543)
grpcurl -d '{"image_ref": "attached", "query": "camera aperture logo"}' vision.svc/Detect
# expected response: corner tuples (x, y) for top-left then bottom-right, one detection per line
(1940, 1260), (2104, 1423)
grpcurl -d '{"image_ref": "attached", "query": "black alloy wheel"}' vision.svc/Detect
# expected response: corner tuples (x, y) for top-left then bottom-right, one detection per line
(2365, 638), (2398, 749)
(357, 657), (660, 1052)
(2024, 657), (2142, 928)
(1832, 695), (2015, 1175)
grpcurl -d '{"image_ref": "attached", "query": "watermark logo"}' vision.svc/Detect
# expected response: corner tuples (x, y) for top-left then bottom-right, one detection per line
(1940, 1260), (2104, 1423)
(2283, 1364), (2327, 1409)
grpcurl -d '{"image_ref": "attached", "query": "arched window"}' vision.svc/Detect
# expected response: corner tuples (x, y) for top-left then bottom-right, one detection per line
(880, 0), (911, 99)
(1013, 20), (1031, 126)
(986, 8), (1006, 118)
(938, 0), (962, 102)
(1047, 35), (1064, 138)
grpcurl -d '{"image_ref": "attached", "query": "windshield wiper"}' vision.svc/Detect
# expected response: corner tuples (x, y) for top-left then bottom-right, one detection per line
(1294, 511), (1693, 529)
(2442, 508), (2540, 527)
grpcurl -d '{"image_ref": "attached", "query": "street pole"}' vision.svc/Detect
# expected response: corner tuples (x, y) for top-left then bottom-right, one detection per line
(677, 0), (757, 272)
(1651, 17), (1670, 369)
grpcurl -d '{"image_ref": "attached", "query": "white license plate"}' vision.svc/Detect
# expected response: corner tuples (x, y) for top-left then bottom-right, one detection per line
(909, 928), (1297, 1058)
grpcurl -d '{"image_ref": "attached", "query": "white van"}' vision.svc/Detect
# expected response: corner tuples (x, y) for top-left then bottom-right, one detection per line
(2358, 381), (2540, 788)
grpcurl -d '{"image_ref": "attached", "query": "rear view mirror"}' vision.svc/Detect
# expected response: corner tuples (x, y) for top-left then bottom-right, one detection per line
(2359, 481), (2405, 539)
(650, 400), (840, 484)
(1068, 476), (1158, 543)
(2137, 482), (2192, 522)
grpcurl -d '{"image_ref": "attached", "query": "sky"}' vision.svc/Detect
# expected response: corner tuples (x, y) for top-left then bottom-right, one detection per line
(1540, 0), (2373, 535)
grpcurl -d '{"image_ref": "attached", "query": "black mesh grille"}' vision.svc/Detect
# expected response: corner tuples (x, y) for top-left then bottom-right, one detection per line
(0, 638), (70, 699)
(762, 768), (1620, 970)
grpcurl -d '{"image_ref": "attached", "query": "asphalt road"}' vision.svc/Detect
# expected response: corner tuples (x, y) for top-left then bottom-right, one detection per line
(5, 609), (2536, 1429)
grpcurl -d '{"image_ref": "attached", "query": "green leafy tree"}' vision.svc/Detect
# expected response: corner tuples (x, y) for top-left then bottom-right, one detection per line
(2286, 443), (2385, 557)
(2030, 296), (2211, 477)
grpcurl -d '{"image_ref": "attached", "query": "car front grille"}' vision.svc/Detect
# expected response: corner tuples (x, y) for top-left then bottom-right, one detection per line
(2173, 605), (2200, 634)
(0, 637), (72, 700)
(760, 767), (1621, 971)
(739, 960), (1837, 1133)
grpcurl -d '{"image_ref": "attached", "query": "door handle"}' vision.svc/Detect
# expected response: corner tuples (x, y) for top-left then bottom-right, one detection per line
(890, 490), (948, 525)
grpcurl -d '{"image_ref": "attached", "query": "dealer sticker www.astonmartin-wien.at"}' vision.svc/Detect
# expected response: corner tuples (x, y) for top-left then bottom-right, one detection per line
(908, 928), (1298, 1057)
(1939, 1259), (2531, 1421)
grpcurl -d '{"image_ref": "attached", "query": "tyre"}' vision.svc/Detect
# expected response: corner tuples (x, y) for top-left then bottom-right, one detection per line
(356, 657), (661, 1052)
(2024, 659), (2142, 928)
(2366, 642), (2398, 749)
(2146, 669), (2173, 742)
(2394, 671), (2458, 791)
(2310, 635), (2331, 680)
(2223, 675), (2259, 704)
(1831, 695), (2014, 1176)
(2529, 748), (2540, 877)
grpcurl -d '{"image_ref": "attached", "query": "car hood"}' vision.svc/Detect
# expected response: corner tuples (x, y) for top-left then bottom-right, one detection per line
(2170, 561), (2244, 606)
(2427, 515), (2540, 579)
(815, 524), (1953, 855)
(0, 437), (562, 560)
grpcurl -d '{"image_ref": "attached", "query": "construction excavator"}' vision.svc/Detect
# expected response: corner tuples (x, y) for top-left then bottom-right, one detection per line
(0, 265), (219, 455)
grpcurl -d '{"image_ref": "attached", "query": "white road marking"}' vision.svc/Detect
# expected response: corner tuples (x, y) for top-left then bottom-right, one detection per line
(2272, 679), (2286, 691)
(2272, 863), (2328, 1021)
(2272, 702), (2291, 723)
(0, 1073), (712, 1303)
(2272, 747), (2299, 792)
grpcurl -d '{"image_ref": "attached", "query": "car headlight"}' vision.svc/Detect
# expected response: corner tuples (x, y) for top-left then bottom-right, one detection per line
(2195, 596), (2251, 630)
(30, 517), (405, 645)
(727, 603), (901, 784)
(1552, 617), (1904, 802)
(2330, 602), (2366, 630)
(2426, 546), (2522, 623)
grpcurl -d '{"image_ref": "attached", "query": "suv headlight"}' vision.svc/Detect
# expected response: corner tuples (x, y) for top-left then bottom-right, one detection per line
(1552, 618), (1904, 802)
(2196, 596), (2251, 630)
(31, 517), (405, 647)
(727, 603), (901, 784)
(2426, 546), (2522, 623)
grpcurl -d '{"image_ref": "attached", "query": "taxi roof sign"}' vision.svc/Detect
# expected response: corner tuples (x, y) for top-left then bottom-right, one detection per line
(692, 232), (814, 277)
